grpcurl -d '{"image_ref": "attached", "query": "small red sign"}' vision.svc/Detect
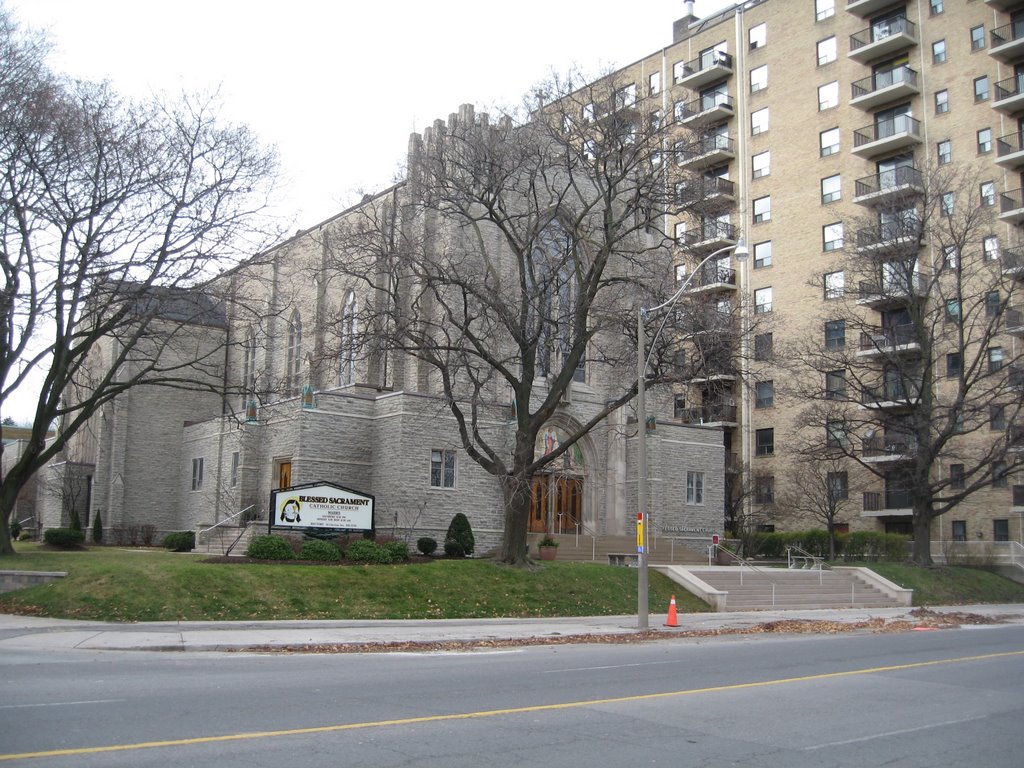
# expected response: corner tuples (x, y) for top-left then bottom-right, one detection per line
(712, 534), (720, 545)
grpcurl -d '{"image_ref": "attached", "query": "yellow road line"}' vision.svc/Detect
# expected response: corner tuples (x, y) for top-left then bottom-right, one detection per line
(2, 649), (1021, 762)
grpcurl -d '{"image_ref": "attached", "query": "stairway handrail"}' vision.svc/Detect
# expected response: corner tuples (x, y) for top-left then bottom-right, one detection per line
(198, 505), (255, 541)
(711, 544), (778, 583)
(224, 517), (256, 557)
(787, 545), (829, 571)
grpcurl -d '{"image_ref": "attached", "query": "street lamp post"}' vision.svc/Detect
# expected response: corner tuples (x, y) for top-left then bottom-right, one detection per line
(636, 240), (748, 629)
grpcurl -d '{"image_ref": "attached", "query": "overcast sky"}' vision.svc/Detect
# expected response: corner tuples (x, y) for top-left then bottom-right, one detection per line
(4, 0), (733, 423)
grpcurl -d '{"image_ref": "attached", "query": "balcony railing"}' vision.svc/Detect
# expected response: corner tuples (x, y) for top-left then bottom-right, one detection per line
(859, 324), (918, 351)
(853, 115), (921, 149)
(849, 17), (917, 59)
(863, 491), (882, 512)
(1013, 484), (1024, 507)
(1005, 306), (1024, 334)
(853, 166), (923, 199)
(676, 94), (735, 122)
(676, 176), (736, 206)
(681, 221), (737, 248)
(850, 66), (917, 100)
(999, 188), (1024, 219)
(687, 263), (737, 290)
(861, 382), (920, 406)
(862, 436), (917, 458)
(1002, 246), (1024, 273)
(676, 402), (738, 425)
(855, 221), (922, 251)
(993, 75), (1024, 109)
(1008, 366), (1024, 390)
(675, 51), (733, 85)
(676, 135), (735, 164)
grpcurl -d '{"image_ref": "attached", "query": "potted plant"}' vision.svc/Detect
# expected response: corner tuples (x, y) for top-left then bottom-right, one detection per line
(537, 535), (559, 561)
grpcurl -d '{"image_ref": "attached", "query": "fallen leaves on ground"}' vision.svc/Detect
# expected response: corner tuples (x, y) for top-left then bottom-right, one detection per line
(234, 608), (1011, 655)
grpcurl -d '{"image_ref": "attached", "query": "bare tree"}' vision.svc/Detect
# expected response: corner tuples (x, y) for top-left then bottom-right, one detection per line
(322, 72), (736, 564)
(775, 451), (860, 560)
(0, 10), (279, 555)
(790, 164), (1024, 565)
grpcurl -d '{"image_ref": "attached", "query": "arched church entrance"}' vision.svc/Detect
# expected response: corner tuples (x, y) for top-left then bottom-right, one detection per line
(527, 422), (590, 535)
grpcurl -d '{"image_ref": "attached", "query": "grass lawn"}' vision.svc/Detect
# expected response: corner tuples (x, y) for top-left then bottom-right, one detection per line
(856, 561), (1024, 606)
(0, 543), (705, 622)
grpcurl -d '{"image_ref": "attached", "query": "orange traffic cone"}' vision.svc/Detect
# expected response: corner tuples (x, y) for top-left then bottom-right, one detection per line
(664, 595), (679, 627)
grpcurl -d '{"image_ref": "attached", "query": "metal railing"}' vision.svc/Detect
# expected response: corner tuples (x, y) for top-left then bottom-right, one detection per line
(858, 324), (918, 351)
(787, 546), (828, 584)
(709, 544), (778, 604)
(854, 166), (922, 198)
(851, 66), (917, 99)
(675, 50), (733, 83)
(853, 115), (921, 148)
(932, 540), (1024, 569)
(992, 22), (1024, 49)
(849, 17), (917, 53)
(198, 505), (256, 552)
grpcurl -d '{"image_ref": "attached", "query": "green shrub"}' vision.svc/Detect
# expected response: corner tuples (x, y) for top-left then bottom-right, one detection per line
(91, 511), (103, 544)
(443, 539), (465, 558)
(841, 531), (908, 561)
(43, 527), (85, 548)
(246, 535), (295, 560)
(162, 531), (195, 552)
(9, 520), (21, 539)
(68, 511), (82, 532)
(444, 513), (474, 557)
(345, 538), (389, 563)
(381, 539), (409, 562)
(417, 537), (438, 555)
(299, 539), (342, 562)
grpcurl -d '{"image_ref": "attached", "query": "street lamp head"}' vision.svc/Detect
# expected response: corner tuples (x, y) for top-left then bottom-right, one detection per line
(733, 239), (749, 262)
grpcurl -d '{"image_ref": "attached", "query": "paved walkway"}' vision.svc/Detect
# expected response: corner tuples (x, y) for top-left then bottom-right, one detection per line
(1, 604), (1022, 653)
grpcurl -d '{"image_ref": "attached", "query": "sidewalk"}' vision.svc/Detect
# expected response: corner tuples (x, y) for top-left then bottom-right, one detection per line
(2, 604), (1022, 653)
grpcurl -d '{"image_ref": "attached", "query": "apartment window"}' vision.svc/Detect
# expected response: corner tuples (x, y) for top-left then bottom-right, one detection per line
(674, 263), (687, 283)
(986, 291), (1002, 318)
(754, 332), (773, 361)
(286, 309), (302, 395)
(755, 380), (774, 409)
(946, 300), (961, 324)
(430, 449), (456, 488)
(754, 475), (775, 504)
(820, 127), (840, 157)
(980, 180), (996, 207)
(818, 81), (838, 111)
(940, 191), (955, 217)
(993, 461), (1008, 488)
(751, 107), (769, 135)
(946, 352), (962, 377)
(191, 458), (204, 491)
(754, 286), (772, 314)
(615, 83), (637, 110)
(749, 22), (766, 50)
(937, 139), (952, 165)
(755, 428), (775, 456)
(978, 128), (992, 154)
(686, 471), (705, 504)
(823, 473), (847, 501)
(826, 420), (850, 449)
(753, 240), (772, 269)
(582, 102), (596, 123)
(821, 174), (841, 204)
(825, 319), (845, 349)
(932, 40), (946, 64)
(929, 0), (943, 14)
(230, 452), (240, 487)
(750, 65), (768, 93)
(994, 519), (1010, 542)
(673, 99), (688, 122)
(752, 151), (770, 179)
(817, 36), (836, 66)
(984, 236), (999, 261)
(934, 90), (949, 114)
(950, 464), (965, 490)
(753, 195), (771, 223)
(648, 71), (661, 96)
(951, 519), (966, 541)
(942, 246), (959, 270)
(970, 25), (986, 51)
(991, 405), (1006, 431)
(815, 0), (834, 22)
(824, 270), (844, 299)
(988, 346), (1004, 373)
(823, 222), (843, 251)
(825, 370), (846, 399)
(974, 76), (989, 102)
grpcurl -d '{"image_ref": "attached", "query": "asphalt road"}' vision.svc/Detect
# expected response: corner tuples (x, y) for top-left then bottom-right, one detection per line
(1, 626), (1022, 767)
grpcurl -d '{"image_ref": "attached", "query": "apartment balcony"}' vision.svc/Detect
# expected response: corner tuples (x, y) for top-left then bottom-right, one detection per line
(1005, 305), (1024, 335)
(856, 275), (927, 309)
(861, 436), (917, 464)
(993, 76), (1024, 115)
(999, 188), (1024, 224)
(1009, 366), (1024, 392)
(1013, 484), (1024, 510)
(680, 221), (738, 253)
(854, 222), (922, 256)
(860, 383), (920, 410)
(990, 22), (1024, 63)
(688, 361), (738, 385)
(676, 135), (735, 169)
(850, 67), (919, 111)
(1009, 424), (1024, 452)
(862, 490), (912, 517)
(1002, 246), (1024, 278)
(847, 0), (905, 17)
(996, 131), (1024, 169)
(683, 263), (738, 295)
(676, 94), (735, 127)
(676, 176), (736, 212)
(674, 51), (733, 90)
(852, 115), (922, 159)
(849, 18), (918, 63)
(676, 402), (738, 427)
(856, 324), (921, 358)
(853, 166), (924, 207)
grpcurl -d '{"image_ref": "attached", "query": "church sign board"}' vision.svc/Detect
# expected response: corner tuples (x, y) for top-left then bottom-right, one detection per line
(269, 481), (374, 533)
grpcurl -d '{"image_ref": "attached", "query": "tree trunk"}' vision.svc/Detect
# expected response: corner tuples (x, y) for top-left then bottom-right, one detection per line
(0, 486), (18, 556)
(911, 502), (933, 566)
(498, 471), (533, 565)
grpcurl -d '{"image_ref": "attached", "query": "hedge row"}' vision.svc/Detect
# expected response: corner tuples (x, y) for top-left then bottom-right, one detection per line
(245, 535), (410, 564)
(743, 530), (908, 561)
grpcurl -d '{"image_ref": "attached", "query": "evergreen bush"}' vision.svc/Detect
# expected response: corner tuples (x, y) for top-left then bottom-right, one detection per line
(43, 527), (85, 548)
(246, 535), (295, 560)
(68, 510), (82, 532)
(162, 531), (195, 552)
(417, 537), (438, 556)
(444, 513), (474, 557)
(9, 520), (21, 539)
(345, 538), (389, 563)
(91, 511), (103, 544)
(299, 539), (342, 562)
